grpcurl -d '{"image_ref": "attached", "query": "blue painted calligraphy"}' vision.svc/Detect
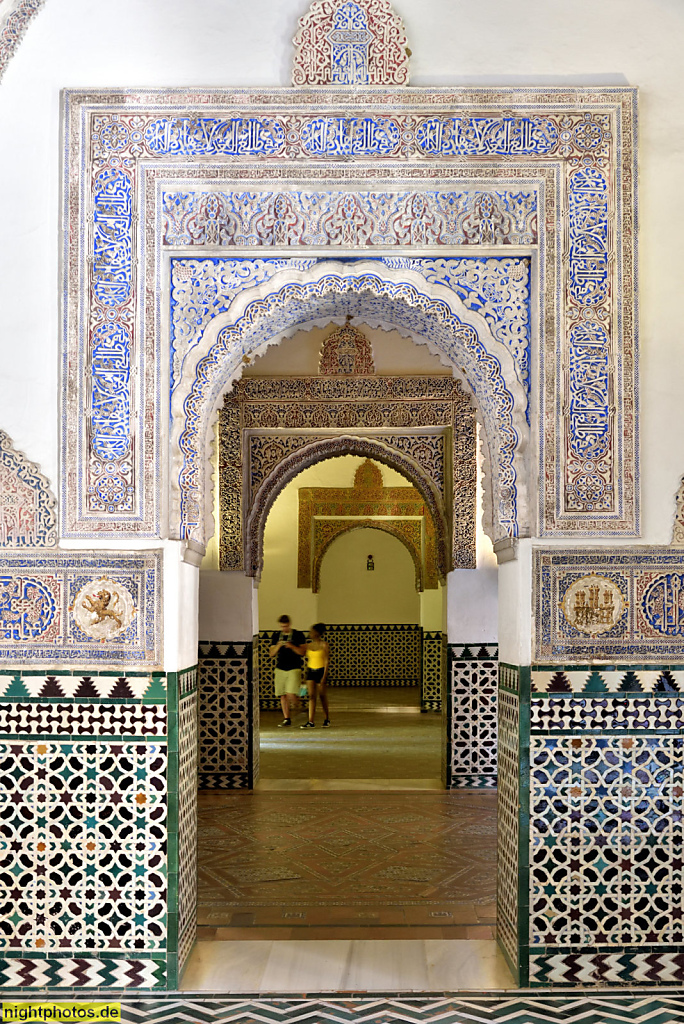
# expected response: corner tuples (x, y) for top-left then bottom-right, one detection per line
(568, 321), (611, 461)
(642, 574), (684, 635)
(300, 117), (400, 156)
(90, 322), (131, 461)
(93, 167), (132, 307)
(415, 117), (558, 156)
(0, 576), (56, 641)
(328, 1), (372, 85)
(144, 117), (285, 157)
(568, 166), (608, 306)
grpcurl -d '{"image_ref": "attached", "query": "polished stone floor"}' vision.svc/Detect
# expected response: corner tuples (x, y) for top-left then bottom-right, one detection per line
(258, 686), (442, 780)
(180, 938), (514, 992)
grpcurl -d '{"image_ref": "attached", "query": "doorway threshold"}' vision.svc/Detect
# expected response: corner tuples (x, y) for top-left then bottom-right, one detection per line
(255, 778), (444, 791)
(180, 938), (515, 993)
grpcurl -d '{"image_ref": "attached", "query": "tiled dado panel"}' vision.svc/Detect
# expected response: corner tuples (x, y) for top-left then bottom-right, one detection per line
(0, 552), (162, 667)
(0, 668), (196, 990)
(496, 665), (529, 985)
(443, 645), (498, 789)
(197, 643), (254, 789)
(422, 632), (445, 712)
(526, 664), (684, 987)
(255, 625), (422, 710)
(175, 668), (198, 978)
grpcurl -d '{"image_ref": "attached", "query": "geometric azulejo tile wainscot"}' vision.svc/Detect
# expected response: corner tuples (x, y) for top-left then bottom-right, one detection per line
(173, 667), (198, 982)
(0, 669), (186, 990)
(528, 677), (684, 986)
(444, 644), (498, 789)
(197, 643), (254, 790)
(496, 664), (530, 986)
(534, 548), (684, 663)
(0, 552), (162, 667)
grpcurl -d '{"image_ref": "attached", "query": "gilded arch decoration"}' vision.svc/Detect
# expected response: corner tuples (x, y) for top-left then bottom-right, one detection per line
(243, 434), (449, 579)
(298, 457), (439, 592)
(312, 518), (425, 592)
(219, 373), (474, 574)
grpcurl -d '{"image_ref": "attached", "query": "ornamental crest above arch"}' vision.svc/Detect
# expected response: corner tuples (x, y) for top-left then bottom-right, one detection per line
(292, 0), (410, 86)
(319, 318), (375, 374)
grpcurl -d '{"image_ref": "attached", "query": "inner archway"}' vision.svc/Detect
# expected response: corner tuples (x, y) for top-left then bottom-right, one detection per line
(194, 317), (502, 956)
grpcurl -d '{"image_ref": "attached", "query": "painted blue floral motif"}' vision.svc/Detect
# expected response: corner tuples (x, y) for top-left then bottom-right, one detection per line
(169, 258), (317, 388)
(328, 1), (373, 84)
(416, 116), (559, 156)
(162, 188), (537, 249)
(382, 257), (531, 403)
(642, 574), (684, 636)
(0, 576), (56, 641)
(143, 117), (285, 157)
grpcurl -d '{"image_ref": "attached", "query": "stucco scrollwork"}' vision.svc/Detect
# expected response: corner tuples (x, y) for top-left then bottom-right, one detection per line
(218, 373), (475, 574)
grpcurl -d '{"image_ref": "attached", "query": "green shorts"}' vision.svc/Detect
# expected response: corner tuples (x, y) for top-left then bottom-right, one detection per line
(274, 668), (301, 696)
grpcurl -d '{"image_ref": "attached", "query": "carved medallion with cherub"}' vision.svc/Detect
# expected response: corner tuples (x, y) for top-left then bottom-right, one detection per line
(562, 575), (625, 636)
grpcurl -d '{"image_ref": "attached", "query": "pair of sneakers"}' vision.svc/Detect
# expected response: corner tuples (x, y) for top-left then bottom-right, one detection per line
(277, 717), (331, 728)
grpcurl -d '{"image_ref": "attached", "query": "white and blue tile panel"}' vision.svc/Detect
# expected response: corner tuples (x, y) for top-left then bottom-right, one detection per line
(444, 645), (498, 789)
(0, 667), (194, 990)
(197, 642), (254, 789)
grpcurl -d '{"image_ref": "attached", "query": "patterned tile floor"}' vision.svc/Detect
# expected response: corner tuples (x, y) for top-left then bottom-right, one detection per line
(197, 787), (497, 938)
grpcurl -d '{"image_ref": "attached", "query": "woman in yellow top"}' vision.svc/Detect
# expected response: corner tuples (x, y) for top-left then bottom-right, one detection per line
(301, 622), (331, 729)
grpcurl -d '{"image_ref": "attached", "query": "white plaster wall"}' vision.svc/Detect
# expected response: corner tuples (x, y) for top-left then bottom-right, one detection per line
(198, 570), (255, 642)
(318, 527), (420, 624)
(163, 543), (199, 671)
(1, 0), (683, 549)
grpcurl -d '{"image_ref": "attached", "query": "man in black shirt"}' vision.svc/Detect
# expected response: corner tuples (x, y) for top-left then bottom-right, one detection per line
(269, 614), (306, 727)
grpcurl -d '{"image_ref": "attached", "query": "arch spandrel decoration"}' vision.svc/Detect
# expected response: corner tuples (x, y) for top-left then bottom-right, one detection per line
(245, 434), (449, 580)
(0, 429), (57, 547)
(292, 0), (410, 87)
(312, 518), (425, 592)
(173, 260), (528, 551)
(218, 372), (475, 574)
(61, 87), (637, 541)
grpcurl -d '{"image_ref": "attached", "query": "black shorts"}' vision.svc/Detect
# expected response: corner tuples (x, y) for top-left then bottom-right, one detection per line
(306, 668), (325, 685)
